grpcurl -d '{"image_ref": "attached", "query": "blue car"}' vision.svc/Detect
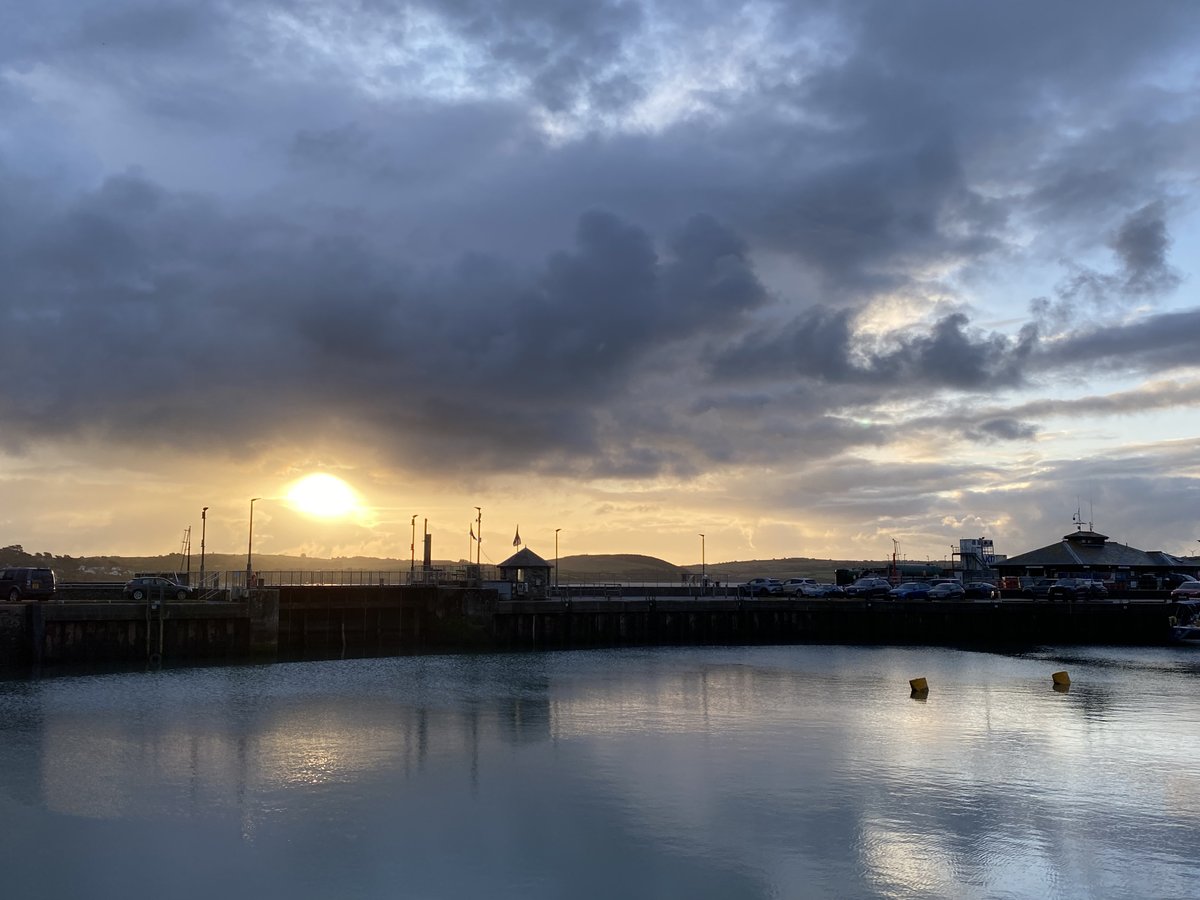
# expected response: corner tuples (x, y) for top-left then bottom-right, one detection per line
(887, 581), (933, 600)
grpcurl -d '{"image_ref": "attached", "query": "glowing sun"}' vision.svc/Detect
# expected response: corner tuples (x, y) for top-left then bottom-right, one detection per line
(286, 473), (360, 518)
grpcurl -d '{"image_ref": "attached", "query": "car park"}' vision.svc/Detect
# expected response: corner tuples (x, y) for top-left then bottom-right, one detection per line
(888, 581), (933, 600)
(844, 577), (893, 599)
(0, 566), (57, 602)
(740, 578), (784, 596)
(927, 582), (965, 601)
(963, 582), (999, 600)
(123, 576), (197, 601)
(1046, 578), (1108, 602)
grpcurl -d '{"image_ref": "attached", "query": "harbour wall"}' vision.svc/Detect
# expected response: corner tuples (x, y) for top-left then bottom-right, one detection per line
(0, 588), (1184, 670)
(492, 597), (1179, 649)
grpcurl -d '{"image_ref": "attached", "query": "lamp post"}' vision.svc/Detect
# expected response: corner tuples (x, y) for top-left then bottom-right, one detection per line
(410, 514), (417, 576)
(247, 497), (261, 588)
(474, 507), (482, 565)
(699, 533), (706, 593)
(199, 507), (208, 588)
(555, 528), (562, 589)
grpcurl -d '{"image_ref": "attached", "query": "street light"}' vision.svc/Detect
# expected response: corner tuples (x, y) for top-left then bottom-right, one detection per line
(699, 533), (706, 592)
(199, 507), (208, 588)
(247, 497), (261, 587)
(555, 528), (562, 589)
(410, 514), (417, 576)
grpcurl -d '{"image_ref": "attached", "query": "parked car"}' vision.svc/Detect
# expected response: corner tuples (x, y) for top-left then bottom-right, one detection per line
(844, 577), (893, 599)
(1169, 582), (1200, 600)
(1138, 572), (1198, 590)
(740, 578), (783, 597)
(927, 582), (965, 601)
(804, 582), (845, 597)
(1046, 578), (1108, 602)
(780, 578), (819, 596)
(0, 566), (57, 602)
(888, 581), (933, 600)
(963, 582), (999, 600)
(1022, 578), (1058, 600)
(123, 576), (196, 601)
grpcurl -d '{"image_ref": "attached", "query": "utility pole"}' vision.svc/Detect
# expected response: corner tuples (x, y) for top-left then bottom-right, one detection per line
(474, 507), (482, 565)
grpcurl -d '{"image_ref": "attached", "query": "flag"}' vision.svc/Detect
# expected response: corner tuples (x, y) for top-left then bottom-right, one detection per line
(470, 526), (476, 541)
(513, 526), (521, 547)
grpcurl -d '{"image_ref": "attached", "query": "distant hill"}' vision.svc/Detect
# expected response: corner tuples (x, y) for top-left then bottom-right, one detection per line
(0, 543), (889, 584)
(539, 554), (890, 583)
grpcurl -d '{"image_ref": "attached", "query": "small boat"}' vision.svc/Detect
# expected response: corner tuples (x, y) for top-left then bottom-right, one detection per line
(1169, 600), (1200, 645)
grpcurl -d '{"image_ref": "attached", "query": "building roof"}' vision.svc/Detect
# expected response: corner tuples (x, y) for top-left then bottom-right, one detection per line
(999, 529), (1187, 571)
(497, 548), (551, 569)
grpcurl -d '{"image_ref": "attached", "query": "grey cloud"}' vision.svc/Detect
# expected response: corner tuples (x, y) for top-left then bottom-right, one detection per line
(1030, 203), (1185, 331)
(896, 377), (1200, 448)
(712, 309), (1038, 392)
(1035, 308), (1200, 373)
(1110, 202), (1180, 295)
(427, 0), (646, 111)
(971, 418), (1039, 442)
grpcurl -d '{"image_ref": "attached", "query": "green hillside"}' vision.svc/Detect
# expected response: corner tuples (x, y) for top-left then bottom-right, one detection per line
(1, 543), (889, 584)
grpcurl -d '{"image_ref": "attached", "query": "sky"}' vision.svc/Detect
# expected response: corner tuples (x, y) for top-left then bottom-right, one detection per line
(2, 0), (1199, 568)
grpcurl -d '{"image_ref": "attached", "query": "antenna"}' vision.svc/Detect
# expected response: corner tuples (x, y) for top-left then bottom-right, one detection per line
(179, 526), (192, 575)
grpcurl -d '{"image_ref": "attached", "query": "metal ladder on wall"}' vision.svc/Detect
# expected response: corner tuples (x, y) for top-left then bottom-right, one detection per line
(145, 593), (166, 667)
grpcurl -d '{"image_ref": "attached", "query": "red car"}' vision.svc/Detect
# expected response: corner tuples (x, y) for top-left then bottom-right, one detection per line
(1169, 582), (1200, 600)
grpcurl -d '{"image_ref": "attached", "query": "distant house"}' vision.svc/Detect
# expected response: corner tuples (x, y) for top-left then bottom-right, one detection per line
(497, 548), (553, 599)
(996, 527), (1194, 587)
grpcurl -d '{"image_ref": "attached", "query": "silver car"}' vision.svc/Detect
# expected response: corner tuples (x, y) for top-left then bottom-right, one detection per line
(123, 576), (196, 601)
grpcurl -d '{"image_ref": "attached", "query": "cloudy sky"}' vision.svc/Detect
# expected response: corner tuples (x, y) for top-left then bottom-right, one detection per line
(2, 0), (1199, 567)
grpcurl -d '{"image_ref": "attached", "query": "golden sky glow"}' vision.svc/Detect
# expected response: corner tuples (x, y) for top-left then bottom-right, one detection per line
(285, 473), (360, 519)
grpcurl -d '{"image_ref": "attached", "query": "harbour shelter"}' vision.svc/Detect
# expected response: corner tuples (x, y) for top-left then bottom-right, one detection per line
(996, 527), (1193, 589)
(498, 548), (553, 599)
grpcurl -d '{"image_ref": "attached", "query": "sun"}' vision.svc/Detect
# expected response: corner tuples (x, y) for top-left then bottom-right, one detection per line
(286, 473), (360, 518)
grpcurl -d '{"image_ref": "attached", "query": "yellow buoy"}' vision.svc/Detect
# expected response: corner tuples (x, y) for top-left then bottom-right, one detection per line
(1052, 671), (1071, 686)
(909, 676), (929, 693)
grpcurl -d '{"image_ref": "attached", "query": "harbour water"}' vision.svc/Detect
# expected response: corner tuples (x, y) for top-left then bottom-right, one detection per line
(2, 645), (1198, 899)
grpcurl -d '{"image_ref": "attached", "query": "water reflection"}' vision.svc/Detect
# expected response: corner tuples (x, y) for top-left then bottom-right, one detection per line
(1, 646), (1198, 899)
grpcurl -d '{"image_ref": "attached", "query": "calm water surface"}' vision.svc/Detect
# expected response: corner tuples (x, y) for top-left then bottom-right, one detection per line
(2, 645), (1198, 899)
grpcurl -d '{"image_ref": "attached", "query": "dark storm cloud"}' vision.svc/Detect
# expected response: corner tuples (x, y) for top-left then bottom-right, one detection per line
(0, 167), (769, 474)
(1, 0), (1198, 494)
